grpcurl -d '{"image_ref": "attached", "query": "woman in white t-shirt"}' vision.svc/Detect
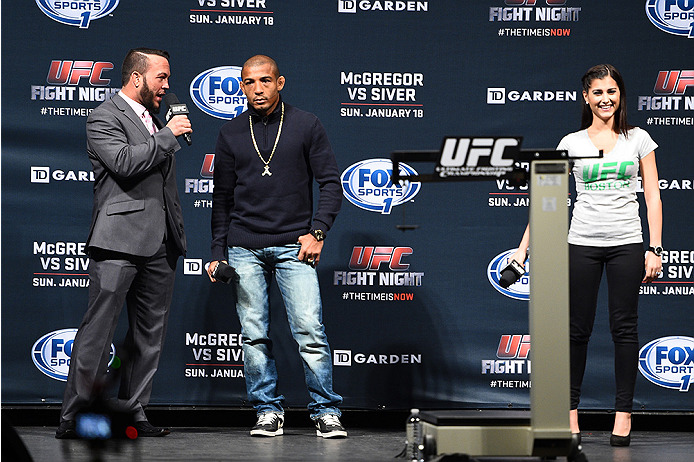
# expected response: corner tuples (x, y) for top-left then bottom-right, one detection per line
(510, 64), (663, 447)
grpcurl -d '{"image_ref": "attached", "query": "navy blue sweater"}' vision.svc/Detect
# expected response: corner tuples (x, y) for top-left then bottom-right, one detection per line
(211, 99), (342, 261)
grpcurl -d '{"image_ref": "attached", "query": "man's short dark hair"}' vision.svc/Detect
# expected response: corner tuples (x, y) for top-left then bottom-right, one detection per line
(242, 55), (280, 79)
(121, 48), (170, 86)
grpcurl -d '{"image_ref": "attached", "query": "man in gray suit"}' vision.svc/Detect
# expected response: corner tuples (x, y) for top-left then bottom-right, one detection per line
(56, 48), (191, 439)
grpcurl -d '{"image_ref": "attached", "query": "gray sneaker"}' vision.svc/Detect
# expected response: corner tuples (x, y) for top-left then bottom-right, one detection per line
(250, 412), (284, 437)
(315, 414), (347, 438)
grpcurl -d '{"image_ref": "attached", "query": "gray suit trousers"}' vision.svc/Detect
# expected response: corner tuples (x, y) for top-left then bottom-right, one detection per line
(60, 242), (177, 422)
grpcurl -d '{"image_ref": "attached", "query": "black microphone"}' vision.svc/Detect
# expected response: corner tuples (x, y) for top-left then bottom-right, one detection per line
(163, 93), (192, 146)
(499, 259), (526, 288)
(211, 261), (235, 284)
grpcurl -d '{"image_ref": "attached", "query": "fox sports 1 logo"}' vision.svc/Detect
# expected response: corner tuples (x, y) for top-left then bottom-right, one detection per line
(31, 329), (115, 381)
(341, 159), (420, 214)
(35, 0), (120, 29)
(190, 66), (247, 120)
(487, 249), (530, 301)
(639, 336), (694, 392)
(645, 0), (694, 38)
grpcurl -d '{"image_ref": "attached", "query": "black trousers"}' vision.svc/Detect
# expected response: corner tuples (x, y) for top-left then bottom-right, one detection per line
(569, 243), (644, 412)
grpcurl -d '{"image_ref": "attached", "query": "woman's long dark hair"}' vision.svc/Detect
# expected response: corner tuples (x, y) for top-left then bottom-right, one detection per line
(580, 64), (633, 136)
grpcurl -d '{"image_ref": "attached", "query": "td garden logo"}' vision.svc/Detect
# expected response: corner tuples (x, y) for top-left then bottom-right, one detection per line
(338, 0), (429, 13)
(333, 349), (422, 366)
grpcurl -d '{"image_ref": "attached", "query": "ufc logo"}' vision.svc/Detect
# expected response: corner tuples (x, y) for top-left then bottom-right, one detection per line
(348, 246), (412, 271)
(439, 137), (519, 168)
(46, 61), (113, 86)
(654, 70), (694, 95)
(497, 335), (531, 359)
(200, 154), (214, 178)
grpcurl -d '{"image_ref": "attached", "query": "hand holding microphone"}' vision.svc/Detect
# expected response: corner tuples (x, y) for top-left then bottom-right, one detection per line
(499, 249), (528, 288)
(208, 261), (235, 284)
(163, 93), (192, 145)
(499, 259), (526, 288)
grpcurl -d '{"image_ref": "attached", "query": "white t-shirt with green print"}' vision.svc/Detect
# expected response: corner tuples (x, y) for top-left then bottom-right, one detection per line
(558, 127), (658, 247)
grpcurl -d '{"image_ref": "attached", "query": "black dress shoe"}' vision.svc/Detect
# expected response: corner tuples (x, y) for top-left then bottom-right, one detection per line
(55, 420), (78, 439)
(132, 420), (171, 437)
(610, 433), (631, 447)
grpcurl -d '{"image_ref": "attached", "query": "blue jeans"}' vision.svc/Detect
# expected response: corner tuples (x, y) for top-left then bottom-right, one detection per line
(228, 244), (342, 420)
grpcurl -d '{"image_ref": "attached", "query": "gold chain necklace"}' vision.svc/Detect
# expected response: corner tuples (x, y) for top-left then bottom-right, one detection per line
(249, 102), (284, 177)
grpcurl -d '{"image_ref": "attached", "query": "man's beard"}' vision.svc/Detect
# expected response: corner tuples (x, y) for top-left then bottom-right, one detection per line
(139, 77), (160, 114)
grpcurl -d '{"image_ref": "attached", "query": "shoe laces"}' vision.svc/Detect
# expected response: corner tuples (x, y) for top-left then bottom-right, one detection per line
(257, 413), (279, 425)
(320, 414), (341, 426)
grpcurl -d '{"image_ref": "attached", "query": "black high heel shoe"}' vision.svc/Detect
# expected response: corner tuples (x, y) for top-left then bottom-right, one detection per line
(610, 433), (631, 447)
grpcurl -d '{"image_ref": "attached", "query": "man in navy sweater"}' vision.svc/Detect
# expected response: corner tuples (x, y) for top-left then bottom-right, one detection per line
(208, 55), (346, 438)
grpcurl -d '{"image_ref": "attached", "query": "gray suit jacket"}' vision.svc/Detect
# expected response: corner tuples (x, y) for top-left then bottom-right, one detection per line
(85, 93), (187, 257)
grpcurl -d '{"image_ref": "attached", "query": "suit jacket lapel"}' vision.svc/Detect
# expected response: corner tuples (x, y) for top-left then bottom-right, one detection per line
(112, 93), (151, 139)
(112, 93), (173, 178)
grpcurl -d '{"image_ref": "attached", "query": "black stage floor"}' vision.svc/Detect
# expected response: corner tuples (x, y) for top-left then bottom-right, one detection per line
(9, 426), (694, 462)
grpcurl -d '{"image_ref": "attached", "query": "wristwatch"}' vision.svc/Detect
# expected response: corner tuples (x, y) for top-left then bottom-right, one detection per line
(310, 229), (326, 241)
(647, 245), (663, 257)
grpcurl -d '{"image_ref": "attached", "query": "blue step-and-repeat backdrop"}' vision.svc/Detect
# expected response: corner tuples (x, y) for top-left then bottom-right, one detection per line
(2, 1), (692, 412)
